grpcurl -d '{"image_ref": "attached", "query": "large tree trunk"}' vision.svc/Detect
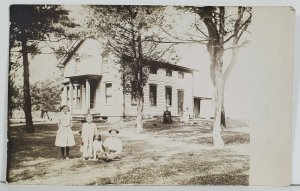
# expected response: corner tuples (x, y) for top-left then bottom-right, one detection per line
(209, 46), (225, 148)
(208, 51), (225, 147)
(212, 63), (225, 148)
(21, 33), (34, 133)
(221, 42), (240, 130)
(136, 94), (144, 134)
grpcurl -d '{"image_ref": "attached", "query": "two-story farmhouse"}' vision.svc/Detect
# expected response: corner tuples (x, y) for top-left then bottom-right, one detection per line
(57, 39), (213, 121)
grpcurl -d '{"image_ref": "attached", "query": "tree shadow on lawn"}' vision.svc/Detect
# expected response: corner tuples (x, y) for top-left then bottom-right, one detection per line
(7, 123), (85, 182)
(143, 119), (249, 146)
(187, 131), (250, 145)
(87, 150), (249, 185)
(8, 123), (84, 159)
(182, 173), (248, 185)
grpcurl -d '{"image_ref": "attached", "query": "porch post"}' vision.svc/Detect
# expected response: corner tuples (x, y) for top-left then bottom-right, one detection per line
(85, 79), (90, 114)
(69, 82), (73, 114)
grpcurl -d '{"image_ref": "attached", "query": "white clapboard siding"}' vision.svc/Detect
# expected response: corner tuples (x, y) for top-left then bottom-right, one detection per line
(94, 61), (123, 117)
(64, 39), (102, 78)
(124, 68), (194, 117)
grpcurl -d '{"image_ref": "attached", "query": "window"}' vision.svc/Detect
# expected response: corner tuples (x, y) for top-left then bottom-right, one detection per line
(67, 84), (81, 109)
(75, 84), (81, 108)
(102, 53), (108, 64)
(166, 69), (172, 76)
(131, 94), (137, 106)
(150, 66), (157, 74)
(105, 83), (112, 104)
(178, 90), (184, 114)
(102, 53), (109, 72)
(178, 71), (184, 79)
(149, 84), (157, 106)
(165, 86), (172, 106)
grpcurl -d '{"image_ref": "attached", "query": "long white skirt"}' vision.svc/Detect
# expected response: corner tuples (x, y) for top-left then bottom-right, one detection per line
(55, 125), (75, 147)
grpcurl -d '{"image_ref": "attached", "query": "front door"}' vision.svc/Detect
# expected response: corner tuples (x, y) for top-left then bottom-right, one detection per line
(193, 98), (201, 118)
(89, 80), (98, 111)
(178, 90), (184, 115)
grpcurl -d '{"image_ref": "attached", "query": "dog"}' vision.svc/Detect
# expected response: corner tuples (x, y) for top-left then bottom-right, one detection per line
(92, 134), (105, 160)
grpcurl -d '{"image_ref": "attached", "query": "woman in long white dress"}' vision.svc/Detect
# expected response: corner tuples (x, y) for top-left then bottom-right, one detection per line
(55, 105), (75, 159)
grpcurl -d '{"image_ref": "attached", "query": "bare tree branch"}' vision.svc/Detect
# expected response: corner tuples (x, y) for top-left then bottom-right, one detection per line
(223, 9), (252, 44)
(194, 23), (210, 40)
(223, 41), (250, 51)
(152, 43), (176, 61)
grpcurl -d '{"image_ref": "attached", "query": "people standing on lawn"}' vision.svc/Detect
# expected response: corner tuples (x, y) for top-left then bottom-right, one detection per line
(55, 105), (75, 159)
(163, 105), (172, 124)
(180, 107), (190, 123)
(81, 114), (98, 160)
(103, 129), (123, 161)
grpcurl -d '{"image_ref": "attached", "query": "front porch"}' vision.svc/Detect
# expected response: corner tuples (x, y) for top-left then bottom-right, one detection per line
(61, 74), (102, 121)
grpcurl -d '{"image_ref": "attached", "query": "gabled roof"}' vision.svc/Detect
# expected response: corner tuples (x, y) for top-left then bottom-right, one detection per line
(56, 38), (198, 73)
(56, 39), (85, 68)
(122, 54), (198, 73)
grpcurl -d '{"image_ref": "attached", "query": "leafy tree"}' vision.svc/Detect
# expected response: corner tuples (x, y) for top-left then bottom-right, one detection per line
(9, 5), (77, 132)
(177, 6), (252, 147)
(88, 5), (177, 133)
(8, 62), (23, 118)
(31, 79), (62, 113)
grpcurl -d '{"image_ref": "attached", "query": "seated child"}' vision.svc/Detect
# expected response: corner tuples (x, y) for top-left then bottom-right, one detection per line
(103, 129), (123, 161)
(81, 114), (98, 160)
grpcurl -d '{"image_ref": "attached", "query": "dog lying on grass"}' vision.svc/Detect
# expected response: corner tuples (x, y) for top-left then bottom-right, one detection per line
(78, 131), (105, 160)
(92, 134), (105, 160)
(78, 130), (122, 161)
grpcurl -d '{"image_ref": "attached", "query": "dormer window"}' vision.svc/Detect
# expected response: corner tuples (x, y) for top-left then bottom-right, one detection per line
(102, 54), (110, 73)
(178, 71), (184, 79)
(166, 69), (172, 77)
(102, 53), (108, 64)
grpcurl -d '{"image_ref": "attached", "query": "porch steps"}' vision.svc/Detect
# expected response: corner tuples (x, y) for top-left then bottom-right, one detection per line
(71, 113), (107, 123)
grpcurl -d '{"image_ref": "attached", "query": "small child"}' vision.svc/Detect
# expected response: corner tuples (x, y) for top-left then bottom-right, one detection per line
(55, 105), (75, 159)
(81, 114), (98, 160)
(103, 129), (123, 161)
(180, 107), (190, 123)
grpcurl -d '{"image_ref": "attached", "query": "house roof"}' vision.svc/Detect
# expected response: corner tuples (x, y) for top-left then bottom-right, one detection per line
(56, 39), (85, 68)
(122, 54), (198, 73)
(57, 38), (198, 73)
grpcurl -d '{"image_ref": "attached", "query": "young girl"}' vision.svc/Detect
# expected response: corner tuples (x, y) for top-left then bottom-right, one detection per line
(81, 114), (98, 160)
(55, 105), (75, 159)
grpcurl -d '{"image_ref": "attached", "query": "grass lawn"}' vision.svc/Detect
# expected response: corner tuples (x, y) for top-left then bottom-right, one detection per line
(7, 118), (250, 185)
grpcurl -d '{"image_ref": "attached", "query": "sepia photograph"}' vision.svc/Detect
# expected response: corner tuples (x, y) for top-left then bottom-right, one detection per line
(6, 4), (294, 186)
